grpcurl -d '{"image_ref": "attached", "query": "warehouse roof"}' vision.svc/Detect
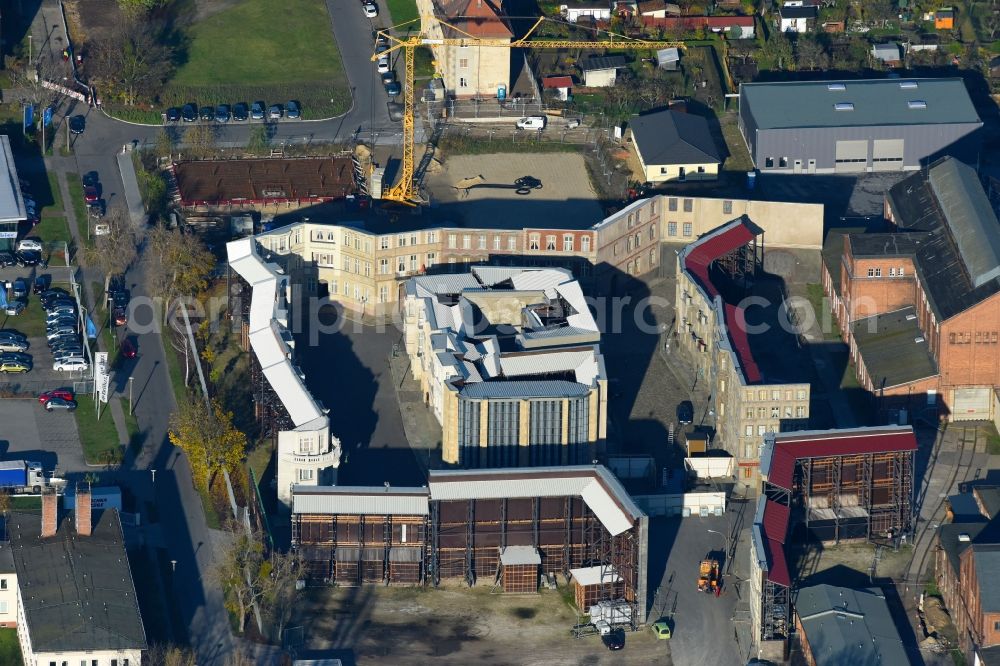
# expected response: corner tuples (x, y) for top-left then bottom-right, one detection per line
(0, 136), (27, 224)
(851, 307), (939, 389)
(796, 584), (910, 666)
(292, 486), (430, 516)
(975, 547), (1000, 612)
(9, 509), (146, 653)
(740, 78), (980, 130)
(629, 109), (720, 166)
(938, 522), (986, 576)
(886, 158), (1000, 321)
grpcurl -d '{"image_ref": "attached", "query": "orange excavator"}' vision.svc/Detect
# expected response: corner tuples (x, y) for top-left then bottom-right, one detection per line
(697, 559), (721, 594)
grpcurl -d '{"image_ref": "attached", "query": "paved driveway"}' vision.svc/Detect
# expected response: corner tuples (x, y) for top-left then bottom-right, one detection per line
(0, 399), (85, 474)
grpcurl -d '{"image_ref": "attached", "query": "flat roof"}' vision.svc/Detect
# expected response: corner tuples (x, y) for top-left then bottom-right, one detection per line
(741, 78), (981, 130)
(9, 509), (146, 652)
(0, 135), (27, 224)
(174, 157), (355, 205)
(852, 307), (939, 389)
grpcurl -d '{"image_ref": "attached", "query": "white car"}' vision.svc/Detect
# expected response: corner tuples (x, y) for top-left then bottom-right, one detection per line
(377, 55), (390, 73)
(16, 238), (42, 252)
(516, 116), (546, 130)
(363, 2), (378, 17)
(53, 358), (88, 372)
(93, 223), (110, 236)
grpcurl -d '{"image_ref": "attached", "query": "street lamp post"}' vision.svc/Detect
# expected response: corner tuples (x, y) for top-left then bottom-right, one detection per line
(128, 376), (134, 415)
(707, 528), (728, 559)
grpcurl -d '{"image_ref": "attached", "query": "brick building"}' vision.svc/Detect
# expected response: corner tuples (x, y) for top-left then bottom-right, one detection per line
(822, 157), (1000, 421)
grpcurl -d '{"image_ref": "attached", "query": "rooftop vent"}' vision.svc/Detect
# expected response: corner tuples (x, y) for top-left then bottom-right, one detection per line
(908, 100), (928, 109)
(900, 81), (919, 89)
(828, 83), (846, 91)
(959, 533), (972, 542)
(834, 102), (854, 111)
(906, 313), (917, 321)
(915, 336), (926, 343)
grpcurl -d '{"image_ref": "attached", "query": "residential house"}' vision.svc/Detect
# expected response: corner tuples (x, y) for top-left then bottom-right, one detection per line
(559, 0), (612, 23)
(873, 42), (903, 66)
(417, 0), (513, 99)
(822, 158), (1000, 422)
(627, 109), (721, 182)
(779, 4), (817, 32)
(822, 20), (845, 32)
(0, 545), (15, 628)
(542, 75), (573, 101)
(581, 55), (627, 87)
(637, 0), (679, 18)
(795, 584), (913, 665)
(935, 8), (955, 30)
(11, 490), (146, 666)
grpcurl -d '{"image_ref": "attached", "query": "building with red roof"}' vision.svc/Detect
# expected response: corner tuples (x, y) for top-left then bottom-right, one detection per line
(541, 75), (573, 101)
(675, 218), (811, 484)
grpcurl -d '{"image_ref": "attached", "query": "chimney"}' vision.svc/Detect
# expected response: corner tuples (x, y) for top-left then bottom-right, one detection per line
(75, 483), (92, 537)
(41, 490), (57, 538)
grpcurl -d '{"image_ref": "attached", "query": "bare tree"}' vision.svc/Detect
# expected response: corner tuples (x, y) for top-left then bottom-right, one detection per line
(184, 124), (218, 159)
(987, 11), (1000, 40)
(89, 23), (174, 106)
(795, 37), (828, 71)
(146, 645), (196, 666)
(264, 549), (303, 643)
(83, 208), (138, 291)
(214, 521), (268, 635)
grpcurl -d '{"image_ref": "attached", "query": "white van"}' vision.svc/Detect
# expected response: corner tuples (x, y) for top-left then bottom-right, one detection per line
(516, 116), (546, 130)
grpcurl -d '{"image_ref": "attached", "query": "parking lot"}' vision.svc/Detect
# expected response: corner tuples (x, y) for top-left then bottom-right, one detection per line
(0, 399), (85, 474)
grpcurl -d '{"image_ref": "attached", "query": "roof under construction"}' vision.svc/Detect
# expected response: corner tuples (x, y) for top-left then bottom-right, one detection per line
(174, 157), (355, 206)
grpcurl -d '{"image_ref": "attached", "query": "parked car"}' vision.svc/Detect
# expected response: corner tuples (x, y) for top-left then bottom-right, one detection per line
(0, 339), (29, 353)
(181, 103), (198, 122)
(33, 275), (50, 294)
(381, 70), (396, 85)
(42, 298), (74, 312)
(52, 350), (85, 362)
(165, 107), (181, 122)
(84, 186), (100, 204)
(251, 101), (266, 120)
(68, 115), (86, 135)
(16, 238), (42, 252)
(112, 305), (128, 327)
(38, 389), (74, 405)
(286, 100), (301, 119)
(11, 278), (28, 299)
(199, 105), (215, 121)
(602, 628), (625, 651)
(15, 251), (45, 268)
(93, 222), (110, 236)
(676, 400), (694, 425)
(233, 103), (249, 121)
(3, 301), (25, 316)
(0, 359), (30, 373)
(516, 116), (546, 130)
(0, 252), (14, 267)
(363, 1), (378, 17)
(49, 341), (82, 355)
(53, 358), (88, 372)
(121, 337), (137, 359)
(83, 171), (100, 188)
(384, 81), (401, 96)
(377, 55), (390, 73)
(46, 304), (76, 316)
(46, 327), (77, 341)
(216, 104), (231, 123)
(268, 104), (283, 120)
(651, 620), (672, 640)
(44, 397), (76, 412)
(0, 330), (27, 342)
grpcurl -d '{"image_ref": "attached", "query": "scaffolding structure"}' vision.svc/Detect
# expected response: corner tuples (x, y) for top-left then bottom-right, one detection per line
(715, 225), (763, 297)
(761, 576), (790, 641)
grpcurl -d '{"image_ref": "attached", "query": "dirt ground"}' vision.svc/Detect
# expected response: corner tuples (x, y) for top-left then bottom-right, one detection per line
(289, 582), (672, 665)
(424, 153), (605, 229)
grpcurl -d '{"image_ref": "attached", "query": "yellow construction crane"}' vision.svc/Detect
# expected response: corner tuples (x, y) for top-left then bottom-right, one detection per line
(371, 17), (684, 205)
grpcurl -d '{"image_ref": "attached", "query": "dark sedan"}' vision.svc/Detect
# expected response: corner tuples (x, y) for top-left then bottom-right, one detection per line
(233, 103), (249, 121)
(165, 107), (181, 122)
(181, 103), (198, 122)
(199, 106), (215, 121)
(68, 115), (86, 135)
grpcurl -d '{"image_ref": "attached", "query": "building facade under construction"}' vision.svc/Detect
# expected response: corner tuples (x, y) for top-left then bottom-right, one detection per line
(291, 466), (649, 625)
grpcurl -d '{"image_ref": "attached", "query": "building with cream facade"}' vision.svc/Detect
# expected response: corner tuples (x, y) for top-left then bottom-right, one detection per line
(403, 267), (607, 466)
(675, 218), (810, 483)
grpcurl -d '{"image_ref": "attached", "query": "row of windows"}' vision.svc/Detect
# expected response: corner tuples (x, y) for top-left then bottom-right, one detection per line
(667, 197), (694, 213)
(311, 230), (440, 250)
(449, 233), (520, 251)
(625, 250), (658, 275)
(48, 661), (129, 666)
(745, 389), (808, 402)
(625, 201), (657, 228)
(527, 234), (593, 253)
(328, 280), (373, 303)
(666, 222), (694, 238)
(866, 267), (906, 277)
(744, 405), (809, 420)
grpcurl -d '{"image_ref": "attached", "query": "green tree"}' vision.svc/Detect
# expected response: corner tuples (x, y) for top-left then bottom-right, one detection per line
(145, 224), (215, 310)
(756, 33), (794, 70)
(168, 397), (246, 490)
(795, 36), (828, 70)
(247, 125), (270, 154)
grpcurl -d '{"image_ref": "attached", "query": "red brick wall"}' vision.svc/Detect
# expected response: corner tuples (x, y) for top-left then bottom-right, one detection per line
(938, 294), (1000, 389)
(841, 238), (917, 321)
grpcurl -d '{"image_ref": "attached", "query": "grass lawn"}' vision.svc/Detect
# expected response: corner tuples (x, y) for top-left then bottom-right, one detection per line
(33, 215), (73, 263)
(385, 0), (419, 27)
(166, 0), (349, 119)
(65, 173), (91, 250)
(805, 283), (840, 341)
(0, 628), (21, 665)
(0, 297), (47, 338)
(45, 171), (63, 216)
(981, 424), (1000, 455)
(10, 496), (40, 511)
(74, 395), (122, 465)
(720, 113), (753, 173)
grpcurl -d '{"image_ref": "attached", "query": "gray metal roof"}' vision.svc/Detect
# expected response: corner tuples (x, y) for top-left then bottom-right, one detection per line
(582, 55), (627, 71)
(851, 307), (938, 389)
(780, 4), (816, 18)
(500, 545), (541, 565)
(9, 509), (147, 652)
(975, 548), (1000, 612)
(629, 110), (721, 166)
(928, 157), (1000, 288)
(741, 78), (980, 130)
(937, 522), (985, 577)
(0, 136), (27, 224)
(292, 486), (430, 515)
(458, 380), (589, 399)
(795, 584), (911, 666)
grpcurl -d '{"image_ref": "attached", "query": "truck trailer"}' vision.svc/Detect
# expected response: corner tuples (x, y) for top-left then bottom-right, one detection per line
(0, 460), (64, 494)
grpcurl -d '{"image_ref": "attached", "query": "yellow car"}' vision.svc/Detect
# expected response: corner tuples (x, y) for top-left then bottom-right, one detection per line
(651, 619), (672, 640)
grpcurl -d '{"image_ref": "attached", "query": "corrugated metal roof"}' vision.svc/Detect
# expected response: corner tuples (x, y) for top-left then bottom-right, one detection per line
(459, 380), (589, 399)
(293, 486), (429, 515)
(261, 361), (324, 426)
(0, 136), (27, 224)
(765, 537), (791, 587)
(499, 349), (594, 377)
(500, 546), (541, 565)
(411, 273), (481, 294)
(570, 565), (621, 586)
(762, 500), (789, 544)
(928, 157), (1000, 288)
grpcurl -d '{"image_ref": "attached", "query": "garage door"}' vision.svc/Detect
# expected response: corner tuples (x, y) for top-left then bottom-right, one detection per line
(872, 139), (904, 172)
(835, 140), (868, 173)
(952, 387), (991, 421)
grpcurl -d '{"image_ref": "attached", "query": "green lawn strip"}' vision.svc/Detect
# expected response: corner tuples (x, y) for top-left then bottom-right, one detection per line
(74, 395), (122, 465)
(65, 173), (92, 250)
(385, 0), (419, 27)
(33, 215), (73, 263)
(0, 298), (47, 338)
(165, 0), (349, 118)
(0, 628), (21, 665)
(161, 328), (190, 406)
(44, 171), (63, 215)
(198, 485), (222, 530)
(9, 496), (40, 511)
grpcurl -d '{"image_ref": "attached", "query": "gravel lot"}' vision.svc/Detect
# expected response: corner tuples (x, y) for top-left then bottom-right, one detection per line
(426, 153), (605, 229)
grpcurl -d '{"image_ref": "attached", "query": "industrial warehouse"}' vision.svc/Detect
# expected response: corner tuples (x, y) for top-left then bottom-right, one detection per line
(291, 466), (648, 624)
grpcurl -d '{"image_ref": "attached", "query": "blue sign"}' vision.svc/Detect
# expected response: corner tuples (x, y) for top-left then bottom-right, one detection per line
(23, 104), (33, 131)
(85, 315), (97, 339)
(0, 287), (7, 309)
(43, 106), (54, 127)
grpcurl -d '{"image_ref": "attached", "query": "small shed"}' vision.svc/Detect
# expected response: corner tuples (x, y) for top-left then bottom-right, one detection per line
(872, 42), (902, 66)
(935, 8), (954, 30)
(542, 75), (574, 101)
(570, 565), (624, 610)
(581, 55), (627, 87)
(499, 546), (541, 593)
(657, 47), (680, 70)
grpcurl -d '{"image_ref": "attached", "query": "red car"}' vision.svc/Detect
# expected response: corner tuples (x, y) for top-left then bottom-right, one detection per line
(84, 186), (99, 204)
(121, 337), (137, 359)
(38, 389), (74, 404)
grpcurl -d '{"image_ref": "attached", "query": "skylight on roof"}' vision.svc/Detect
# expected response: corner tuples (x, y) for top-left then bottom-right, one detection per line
(908, 100), (927, 109)
(827, 83), (846, 91)
(834, 102), (854, 111)
(899, 81), (919, 89)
